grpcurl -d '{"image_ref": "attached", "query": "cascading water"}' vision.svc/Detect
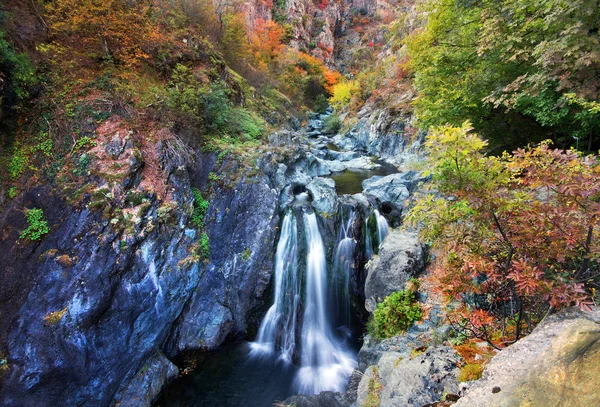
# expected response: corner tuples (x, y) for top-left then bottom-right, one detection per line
(249, 211), (300, 363)
(295, 211), (356, 394)
(374, 209), (389, 247)
(333, 211), (356, 332)
(365, 209), (389, 256)
(251, 198), (356, 395)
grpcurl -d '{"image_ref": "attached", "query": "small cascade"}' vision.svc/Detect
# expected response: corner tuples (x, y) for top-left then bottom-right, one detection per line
(295, 211), (356, 394)
(250, 211), (300, 363)
(364, 217), (374, 259)
(374, 209), (389, 248)
(333, 211), (356, 332)
(364, 209), (390, 256)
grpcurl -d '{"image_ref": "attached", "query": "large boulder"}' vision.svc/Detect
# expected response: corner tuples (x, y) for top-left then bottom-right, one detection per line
(356, 347), (461, 407)
(112, 351), (178, 407)
(454, 307), (600, 407)
(362, 171), (427, 220)
(364, 230), (425, 313)
(306, 177), (338, 217)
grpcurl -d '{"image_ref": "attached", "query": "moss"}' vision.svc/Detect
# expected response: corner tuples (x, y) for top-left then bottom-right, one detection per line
(242, 248), (252, 261)
(458, 363), (484, 382)
(44, 307), (68, 326)
(56, 254), (74, 267)
(410, 345), (428, 360)
(363, 367), (383, 407)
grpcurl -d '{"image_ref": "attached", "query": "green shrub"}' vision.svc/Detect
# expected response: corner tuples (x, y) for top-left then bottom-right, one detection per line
(312, 93), (329, 114)
(8, 145), (29, 180)
(0, 30), (37, 100)
(20, 208), (50, 241)
(191, 188), (209, 229)
(8, 186), (17, 199)
(199, 232), (210, 260)
(370, 290), (423, 339)
(323, 114), (342, 134)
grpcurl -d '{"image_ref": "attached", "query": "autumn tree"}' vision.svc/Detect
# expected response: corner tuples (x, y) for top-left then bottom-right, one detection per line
(249, 18), (285, 70)
(45, 0), (161, 66)
(407, 123), (600, 347)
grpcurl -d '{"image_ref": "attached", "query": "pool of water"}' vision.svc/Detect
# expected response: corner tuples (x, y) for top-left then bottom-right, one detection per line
(329, 160), (399, 195)
(154, 342), (298, 407)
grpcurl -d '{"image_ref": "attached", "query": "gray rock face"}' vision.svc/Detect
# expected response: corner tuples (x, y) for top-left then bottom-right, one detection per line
(356, 347), (461, 407)
(167, 173), (279, 354)
(364, 230), (425, 313)
(112, 351), (179, 407)
(283, 391), (345, 407)
(306, 177), (338, 217)
(454, 307), (600, 407)
(362, 171), (427, 221)
(332, 106), (424, 166)
(0, 152), (279, 407)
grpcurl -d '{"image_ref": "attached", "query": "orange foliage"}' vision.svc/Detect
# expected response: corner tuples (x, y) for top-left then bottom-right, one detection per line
(249, 19), (285, 68)
(45, 0), (163, 67)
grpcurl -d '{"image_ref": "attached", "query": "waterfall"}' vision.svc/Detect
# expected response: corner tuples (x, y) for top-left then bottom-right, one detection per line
(333, 211), (356, 332)
(251, 206), (356, 395)
(295, 211), (355, 394)
(374, 209), (389, 248)
(250, 211), (300, 364)
(365, 209), (389, 257)
(364, 217), (374, 259)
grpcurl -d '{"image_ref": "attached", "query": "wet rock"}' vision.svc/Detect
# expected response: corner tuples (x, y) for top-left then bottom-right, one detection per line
(332, 106), (424, 166)
(167, 171), (279, 355)
(454, 307), (600, 407)
(0, 152), (279, 406)
(364, 230), (425, 313)
(306, 177), (338, 217)
(112, 351), (178, 407)
(356, 347), (461, 407)
(283, 391), (345, 407)
(361, 172), (423, 219)
(326, 150), (360, 162)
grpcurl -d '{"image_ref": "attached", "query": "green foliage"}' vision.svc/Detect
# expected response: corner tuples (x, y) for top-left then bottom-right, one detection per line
(73, 136), (97, 153)
(7, 186), (17, 199)
(0, 30), (37, 101)
(167, 69), (265, 141)
(323, 114), (342, 134)
(313, 94), (329, 114)
(167, 64), (208, 122)
(371, 290), (423, 339)
(20, 208), (50, 241)
(199, 232), (210, 260)
(407, 0), (600, 150)
(8, 145), (29, 180)
(191, 188), (209, 229)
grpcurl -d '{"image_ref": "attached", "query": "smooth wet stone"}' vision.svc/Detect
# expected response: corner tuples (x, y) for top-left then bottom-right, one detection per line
(364, 230), (425, 313)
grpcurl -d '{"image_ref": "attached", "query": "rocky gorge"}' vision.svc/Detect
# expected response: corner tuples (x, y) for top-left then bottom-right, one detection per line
(1, 0), (599, 406)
